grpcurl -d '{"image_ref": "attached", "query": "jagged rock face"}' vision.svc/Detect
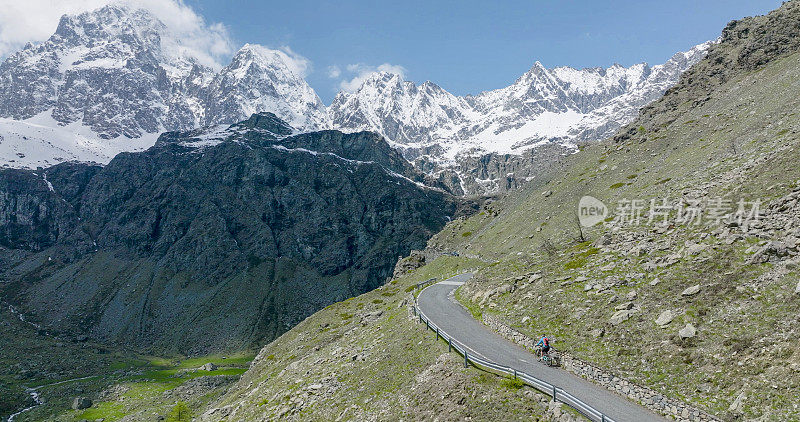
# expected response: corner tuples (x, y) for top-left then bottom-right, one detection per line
(204, 44), (329, 131)
(0, 113), (457, 353)
(0, 6), (202, 139)
(0, 163), (100, 251)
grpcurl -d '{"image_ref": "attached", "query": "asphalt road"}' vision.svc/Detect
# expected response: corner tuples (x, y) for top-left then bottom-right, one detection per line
(417, 273), (665, 422)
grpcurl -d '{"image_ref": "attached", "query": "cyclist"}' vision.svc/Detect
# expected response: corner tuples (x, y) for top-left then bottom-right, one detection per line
(535, 334), (551, 359)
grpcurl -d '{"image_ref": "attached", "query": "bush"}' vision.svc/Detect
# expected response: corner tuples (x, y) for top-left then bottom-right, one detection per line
(501, 377), (525, 390)
(166, 402), (191, 422)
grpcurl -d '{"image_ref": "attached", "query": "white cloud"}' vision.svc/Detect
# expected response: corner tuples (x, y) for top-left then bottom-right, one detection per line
(277, 45), (311, 77)
(0, 0), (235, 68)
(327, 65), (341, 79)
(338, 63), (407, 93)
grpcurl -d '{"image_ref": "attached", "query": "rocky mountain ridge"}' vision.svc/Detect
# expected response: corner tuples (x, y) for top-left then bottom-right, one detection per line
(0, 112), (461, 353)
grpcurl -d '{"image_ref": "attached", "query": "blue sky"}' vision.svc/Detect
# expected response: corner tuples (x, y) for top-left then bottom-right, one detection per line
(2, 1), (785, 103)
(11, 1), (781, 104)
(184, 0), (782, 103)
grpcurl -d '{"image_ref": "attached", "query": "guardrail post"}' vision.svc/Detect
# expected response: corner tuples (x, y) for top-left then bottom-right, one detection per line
(419, 313), (423, 324)
(435, 327), (439, 340)
(448, 337), (452, 352)
(513, 369), (517, 380)
(601, 415), (606, 422)
(552, 386), (557, 402)
(464, 352), (468, 368)
(425, 319), (429, 331)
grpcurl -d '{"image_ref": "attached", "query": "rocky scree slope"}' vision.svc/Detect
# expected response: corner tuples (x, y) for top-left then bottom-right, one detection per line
(421, 2), (800, 420)
(0, 112), (460, 354)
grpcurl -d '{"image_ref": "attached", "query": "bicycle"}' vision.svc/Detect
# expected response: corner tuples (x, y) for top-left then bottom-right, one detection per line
(535, 345), (559, 367)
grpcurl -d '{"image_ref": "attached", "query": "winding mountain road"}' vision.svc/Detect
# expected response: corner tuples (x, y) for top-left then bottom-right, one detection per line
(417, 273), (665, 422)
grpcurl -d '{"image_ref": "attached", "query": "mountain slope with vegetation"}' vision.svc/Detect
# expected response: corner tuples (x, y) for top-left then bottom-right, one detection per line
(174, 2), (800, 421)
(425, 2), (800, 419)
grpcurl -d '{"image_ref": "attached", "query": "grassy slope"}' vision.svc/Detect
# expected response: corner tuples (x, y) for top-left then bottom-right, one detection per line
(197, 256), (572, 421)
(426, 43), (800, 420)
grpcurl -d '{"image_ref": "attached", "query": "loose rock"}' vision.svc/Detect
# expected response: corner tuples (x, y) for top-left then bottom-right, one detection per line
(681, 285), (701, 296)
(655, 310), (675, 327)
(678, 323), (697, 339)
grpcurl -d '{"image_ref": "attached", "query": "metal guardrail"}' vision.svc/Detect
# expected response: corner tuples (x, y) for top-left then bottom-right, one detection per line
(412, 281), (616, 422)
(415, 278), (438, 290)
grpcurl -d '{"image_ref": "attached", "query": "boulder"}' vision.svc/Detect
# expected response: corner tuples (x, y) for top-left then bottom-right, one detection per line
(649, 277), (661, 286)
(796, 280), (800, 294)
(728, 391), (746, 414)
(610, 309), (634, 325)
(200, 363), (218, 371)
(72, 397), (92, 410)
(614, 301), (634, 311)
(594, 234), (613, 246)
(681, 285), (701, 296)
(748, 241), (792, 264)
(678, 323), (697, 339)
(655, 310), (675, 327)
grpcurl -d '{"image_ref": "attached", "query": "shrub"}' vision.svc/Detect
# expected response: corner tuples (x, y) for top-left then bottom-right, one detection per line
(501, 377), (525, 390)
(166, 402), (191, 422)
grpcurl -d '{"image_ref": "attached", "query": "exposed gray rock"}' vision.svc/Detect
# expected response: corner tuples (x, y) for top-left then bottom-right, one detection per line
(678, 323), (697, 339)
(609, 309), (634, 325)
(681, 285), (701, 296)
(72, 397), (92, 410)
(655, 310), (675, 327)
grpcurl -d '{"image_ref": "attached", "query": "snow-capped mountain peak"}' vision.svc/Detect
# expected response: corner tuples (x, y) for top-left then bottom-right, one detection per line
(330, 41), (715, 164)
(203, 44), (328, 131)
(0, 5), (327, 168)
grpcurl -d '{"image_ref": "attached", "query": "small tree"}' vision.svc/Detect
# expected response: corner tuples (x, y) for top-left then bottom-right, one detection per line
(572, 212), (586, 243)
(166, 402), (191, 422)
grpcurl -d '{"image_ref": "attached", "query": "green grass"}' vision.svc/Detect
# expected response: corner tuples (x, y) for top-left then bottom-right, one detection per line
(77, 401), (126, 421)
(500, 377), (525, 390)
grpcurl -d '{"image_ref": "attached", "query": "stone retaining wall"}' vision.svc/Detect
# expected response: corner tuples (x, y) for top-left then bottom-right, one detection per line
(482, 314), (721, 422)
